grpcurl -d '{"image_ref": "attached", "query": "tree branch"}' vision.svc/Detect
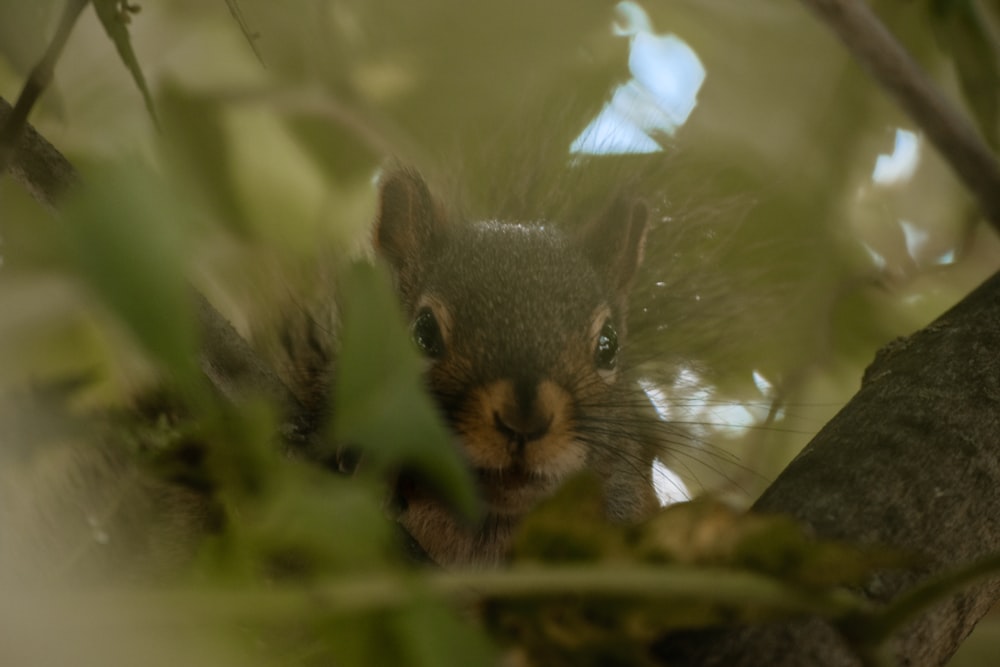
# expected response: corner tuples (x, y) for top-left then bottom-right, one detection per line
(658, 268), (1000, 665)
(0, 96), (79, 208)
(799, 0), (1000, 231)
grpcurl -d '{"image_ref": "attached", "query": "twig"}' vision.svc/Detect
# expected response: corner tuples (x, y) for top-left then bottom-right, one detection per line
(0, 96), (79, 209)
(222, 0), (265, 67)
(0, 0), (90, 175)
(0, 565), (867, 627)
(799, 0), (1000, 231)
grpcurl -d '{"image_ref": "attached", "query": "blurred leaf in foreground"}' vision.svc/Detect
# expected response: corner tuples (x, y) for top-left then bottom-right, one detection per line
(511, 473), (627, 563)
(635, 499), (909, 589)
(393, 595), (497, 667)
(160, 83), (250, 237)
(331, 260), (479, 519)
(487, 484), (905, 665)
(62, 163), (199, 390)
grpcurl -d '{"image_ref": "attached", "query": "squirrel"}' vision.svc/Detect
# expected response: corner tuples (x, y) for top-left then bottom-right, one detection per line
(2, 166), (668, 580)
(2, 166), (667, 579)
(0, 166), (668, 579)
(278, 167), (663, 567)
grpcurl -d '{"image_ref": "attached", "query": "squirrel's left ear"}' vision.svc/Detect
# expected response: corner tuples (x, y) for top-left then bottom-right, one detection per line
(373, 167), (448, 299)
(580, 197), (649, 296)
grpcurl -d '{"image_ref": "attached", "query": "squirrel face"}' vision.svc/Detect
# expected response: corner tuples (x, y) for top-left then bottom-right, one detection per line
(413, 222), (621, 515)
(374, 168), (655, 564)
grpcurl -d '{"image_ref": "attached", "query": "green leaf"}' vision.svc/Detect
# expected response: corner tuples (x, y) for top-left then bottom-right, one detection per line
(393, 595), (496, 667)
(511, 473), (626, 563)
(634, 499), (908, 588)
(186, 400), (395, 580)
(250, 473), (393, 576)
(91, 0), (157, 124)
(62, 162), (199, 388)
(320, 612), (399, 667)
(160, 83), (249, 236)
(284, 114), (380, 185)
(731, 516), (909, 590)
(331, 260), (479, 519)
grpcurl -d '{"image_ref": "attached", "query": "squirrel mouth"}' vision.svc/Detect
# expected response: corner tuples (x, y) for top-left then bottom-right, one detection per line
(476, 465), (533, 487)
(393, 463), (557, 516)
(474, 465), (558, 514)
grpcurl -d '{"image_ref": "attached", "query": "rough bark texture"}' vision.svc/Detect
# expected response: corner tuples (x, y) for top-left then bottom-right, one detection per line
(0, 96), (78, 208)
(657, 269), (1000, 666)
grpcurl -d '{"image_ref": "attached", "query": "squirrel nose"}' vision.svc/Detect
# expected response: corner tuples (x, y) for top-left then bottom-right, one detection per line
(493, 407), (552, 445)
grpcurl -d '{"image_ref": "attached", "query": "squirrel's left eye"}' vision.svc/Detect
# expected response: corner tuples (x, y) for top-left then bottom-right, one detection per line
(595, 319), (619, 370)
(412, 307), (445, 359)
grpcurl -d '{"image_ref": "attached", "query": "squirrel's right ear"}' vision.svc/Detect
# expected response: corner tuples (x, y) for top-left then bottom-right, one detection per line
(373, 168), (447, 276)
(580, 197), (649, 298)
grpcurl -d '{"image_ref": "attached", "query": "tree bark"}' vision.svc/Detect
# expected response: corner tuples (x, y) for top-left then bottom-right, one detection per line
(657, 268), (1000, 666)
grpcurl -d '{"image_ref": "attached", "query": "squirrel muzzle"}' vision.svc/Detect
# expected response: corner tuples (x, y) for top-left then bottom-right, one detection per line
(459, 377), (586, 515)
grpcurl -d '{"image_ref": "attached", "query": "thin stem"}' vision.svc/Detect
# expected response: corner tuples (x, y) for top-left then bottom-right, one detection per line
(0, 0), (90, 174)
(437, 565), (865, 617)
(800, 0), (1000, 230)
(0, 565), (868, 628)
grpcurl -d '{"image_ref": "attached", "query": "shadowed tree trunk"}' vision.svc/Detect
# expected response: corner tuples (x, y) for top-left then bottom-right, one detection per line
(657, 268), (1000, 666)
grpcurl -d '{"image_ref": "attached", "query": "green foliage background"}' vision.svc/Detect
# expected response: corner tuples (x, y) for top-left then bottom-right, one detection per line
(1, 1), (999, 665)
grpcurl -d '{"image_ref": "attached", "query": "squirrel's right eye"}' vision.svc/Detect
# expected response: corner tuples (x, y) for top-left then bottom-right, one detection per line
(595, 319), (619, 371)
(412, 308), (445, 358)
